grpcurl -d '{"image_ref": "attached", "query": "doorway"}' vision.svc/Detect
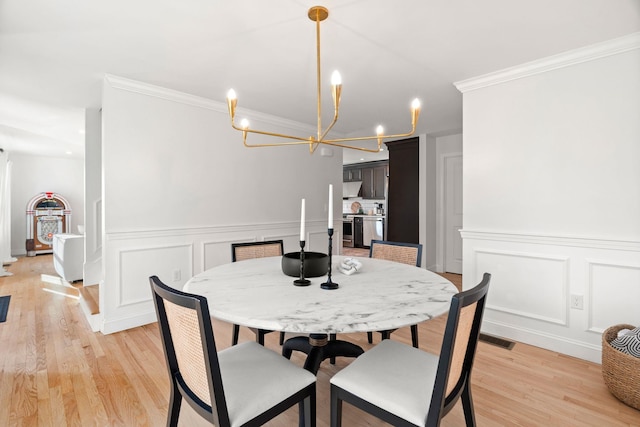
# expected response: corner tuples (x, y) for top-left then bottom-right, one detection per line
(442, 153), (463, 274)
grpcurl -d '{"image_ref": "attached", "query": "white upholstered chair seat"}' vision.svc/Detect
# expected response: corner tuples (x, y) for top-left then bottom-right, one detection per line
(330, 339), (439, 426)
(218, 341), (316, 427)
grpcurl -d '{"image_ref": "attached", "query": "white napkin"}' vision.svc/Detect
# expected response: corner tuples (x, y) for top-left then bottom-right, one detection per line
(338, 258), (363, 275)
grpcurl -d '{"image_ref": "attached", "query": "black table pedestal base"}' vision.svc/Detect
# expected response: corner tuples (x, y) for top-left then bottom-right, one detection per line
(282, 333), (364, 375)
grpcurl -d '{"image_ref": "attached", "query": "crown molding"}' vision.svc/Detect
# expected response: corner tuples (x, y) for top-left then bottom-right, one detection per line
(103, 74), (322, 136)
(460, 229), (640, 252)
(455, 32), (640, 93)
(104, 74), (225, 112)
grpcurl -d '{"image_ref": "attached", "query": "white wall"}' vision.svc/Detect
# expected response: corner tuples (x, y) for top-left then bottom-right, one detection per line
(9, 153), (84, 256)
(420, 134), (437, 270)
(456, 34), (640, 362)
(84, 108), (102, 286)
(99, 75), (343, 333)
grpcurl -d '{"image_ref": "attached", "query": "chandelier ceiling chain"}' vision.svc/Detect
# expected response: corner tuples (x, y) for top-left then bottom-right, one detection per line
(226, 5), (421, 154)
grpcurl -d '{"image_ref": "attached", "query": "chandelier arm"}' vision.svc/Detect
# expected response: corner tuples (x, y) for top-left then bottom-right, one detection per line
(318, 109), (339, 142)
(242, 138), (316, 148)
(322, 125), (417, 145)
(231, 123), (315, 144)
(324, 131), (414, 145)
(309, 141), (322, 154)
(324, 106), (419, 145)
(243, 140), (316, 148)
(320, 142), (383, 153)
(238, 124), (315, 152)
(231, 105), (417, 149)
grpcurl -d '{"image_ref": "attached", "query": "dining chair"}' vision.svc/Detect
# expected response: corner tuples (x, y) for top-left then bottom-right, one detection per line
(369, 239), (423, 348)
(231, 240), (286, 346)
(150, 275), (317, 427)
(330, 273), (491, 427)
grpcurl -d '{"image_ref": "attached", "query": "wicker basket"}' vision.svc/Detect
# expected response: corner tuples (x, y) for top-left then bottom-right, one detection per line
(602, 324), (640, 410)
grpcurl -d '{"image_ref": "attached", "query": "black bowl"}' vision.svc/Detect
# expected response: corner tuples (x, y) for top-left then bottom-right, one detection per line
(281, 252), (329, 278)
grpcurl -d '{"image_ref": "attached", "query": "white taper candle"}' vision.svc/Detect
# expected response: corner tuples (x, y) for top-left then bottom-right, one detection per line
(328, 184), (334, 229)
(300, 198), (306, 241)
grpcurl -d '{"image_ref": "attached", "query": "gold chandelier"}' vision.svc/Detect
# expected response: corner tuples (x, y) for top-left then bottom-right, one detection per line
(226, 5), (421, 154)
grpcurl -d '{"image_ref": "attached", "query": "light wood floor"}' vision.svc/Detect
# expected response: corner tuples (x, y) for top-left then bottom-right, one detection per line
(0, 255), (638, 426)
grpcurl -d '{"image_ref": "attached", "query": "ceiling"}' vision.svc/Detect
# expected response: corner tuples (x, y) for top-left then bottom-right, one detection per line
(1, 0), (638, 160)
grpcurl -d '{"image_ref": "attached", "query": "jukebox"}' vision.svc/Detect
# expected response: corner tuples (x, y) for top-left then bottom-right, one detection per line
(25, 192), (72, 256)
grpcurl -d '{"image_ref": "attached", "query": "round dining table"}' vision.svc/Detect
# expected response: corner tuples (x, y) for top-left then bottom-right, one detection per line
(183, 255), (457, 374)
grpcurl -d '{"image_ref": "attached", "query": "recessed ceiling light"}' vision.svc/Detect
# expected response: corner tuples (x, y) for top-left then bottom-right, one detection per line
(78, 129), (85, 134)
(66, 151), (73, 155)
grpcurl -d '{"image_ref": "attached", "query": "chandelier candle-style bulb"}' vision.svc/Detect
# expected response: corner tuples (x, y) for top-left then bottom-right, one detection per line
(411, 98), (421, 126)
(331, 71), (342, 111)
(331, 71), (341, 86)
(226, 89), (237, 120)
(376, 125), (384, 149)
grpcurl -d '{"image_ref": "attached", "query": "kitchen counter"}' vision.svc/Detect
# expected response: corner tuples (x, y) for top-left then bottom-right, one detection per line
(342, 214), (385, 218)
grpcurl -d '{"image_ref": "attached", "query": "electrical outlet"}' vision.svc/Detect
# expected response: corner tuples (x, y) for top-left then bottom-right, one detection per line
(570, 294), (584, 310)
(172, 269), (181, 282)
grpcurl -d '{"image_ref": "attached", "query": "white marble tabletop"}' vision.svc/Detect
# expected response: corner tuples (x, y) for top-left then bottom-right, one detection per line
(183, 255), (457, 335)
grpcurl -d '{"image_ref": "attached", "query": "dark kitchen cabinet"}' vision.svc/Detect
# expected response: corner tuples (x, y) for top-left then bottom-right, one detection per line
(361, 164), (387, 199)
(343, 166), (362, 182)
(344, 161), (388, 199)
(385, 138), (419, 244)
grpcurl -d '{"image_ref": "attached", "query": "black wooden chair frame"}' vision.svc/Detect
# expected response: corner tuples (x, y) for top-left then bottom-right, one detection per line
(150, 275), (316, 427)
(331, 273), (491, 427)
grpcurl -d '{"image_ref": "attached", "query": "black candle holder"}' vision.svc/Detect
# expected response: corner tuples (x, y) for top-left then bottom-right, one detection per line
(321, 228), (339, 290)
(293, 240), (311, 286)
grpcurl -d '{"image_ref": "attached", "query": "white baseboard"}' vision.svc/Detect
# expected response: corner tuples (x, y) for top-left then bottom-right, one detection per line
(482, 320), (601, 364)
(101, 311), (157, 335)
(79, 300), (102, 332)
(41, 273), (65, 286)
(426, 263), (440, 273)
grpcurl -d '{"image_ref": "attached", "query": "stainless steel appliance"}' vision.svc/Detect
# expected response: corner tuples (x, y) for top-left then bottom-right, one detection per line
(363, 216), (384, 247)
(353, 216), (364, 247)
(342, 215), (354, 247)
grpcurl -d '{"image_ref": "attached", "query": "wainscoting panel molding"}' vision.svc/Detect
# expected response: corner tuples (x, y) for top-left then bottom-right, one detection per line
(202, 237), (255, 272)
(462, 229), (640, 363)
(475, 248), (569, 325)
(201, 232), (302, 272)
(101, 221), (330, 334)
(118, 243), (193, 307)
(587, 258), (640, 333)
